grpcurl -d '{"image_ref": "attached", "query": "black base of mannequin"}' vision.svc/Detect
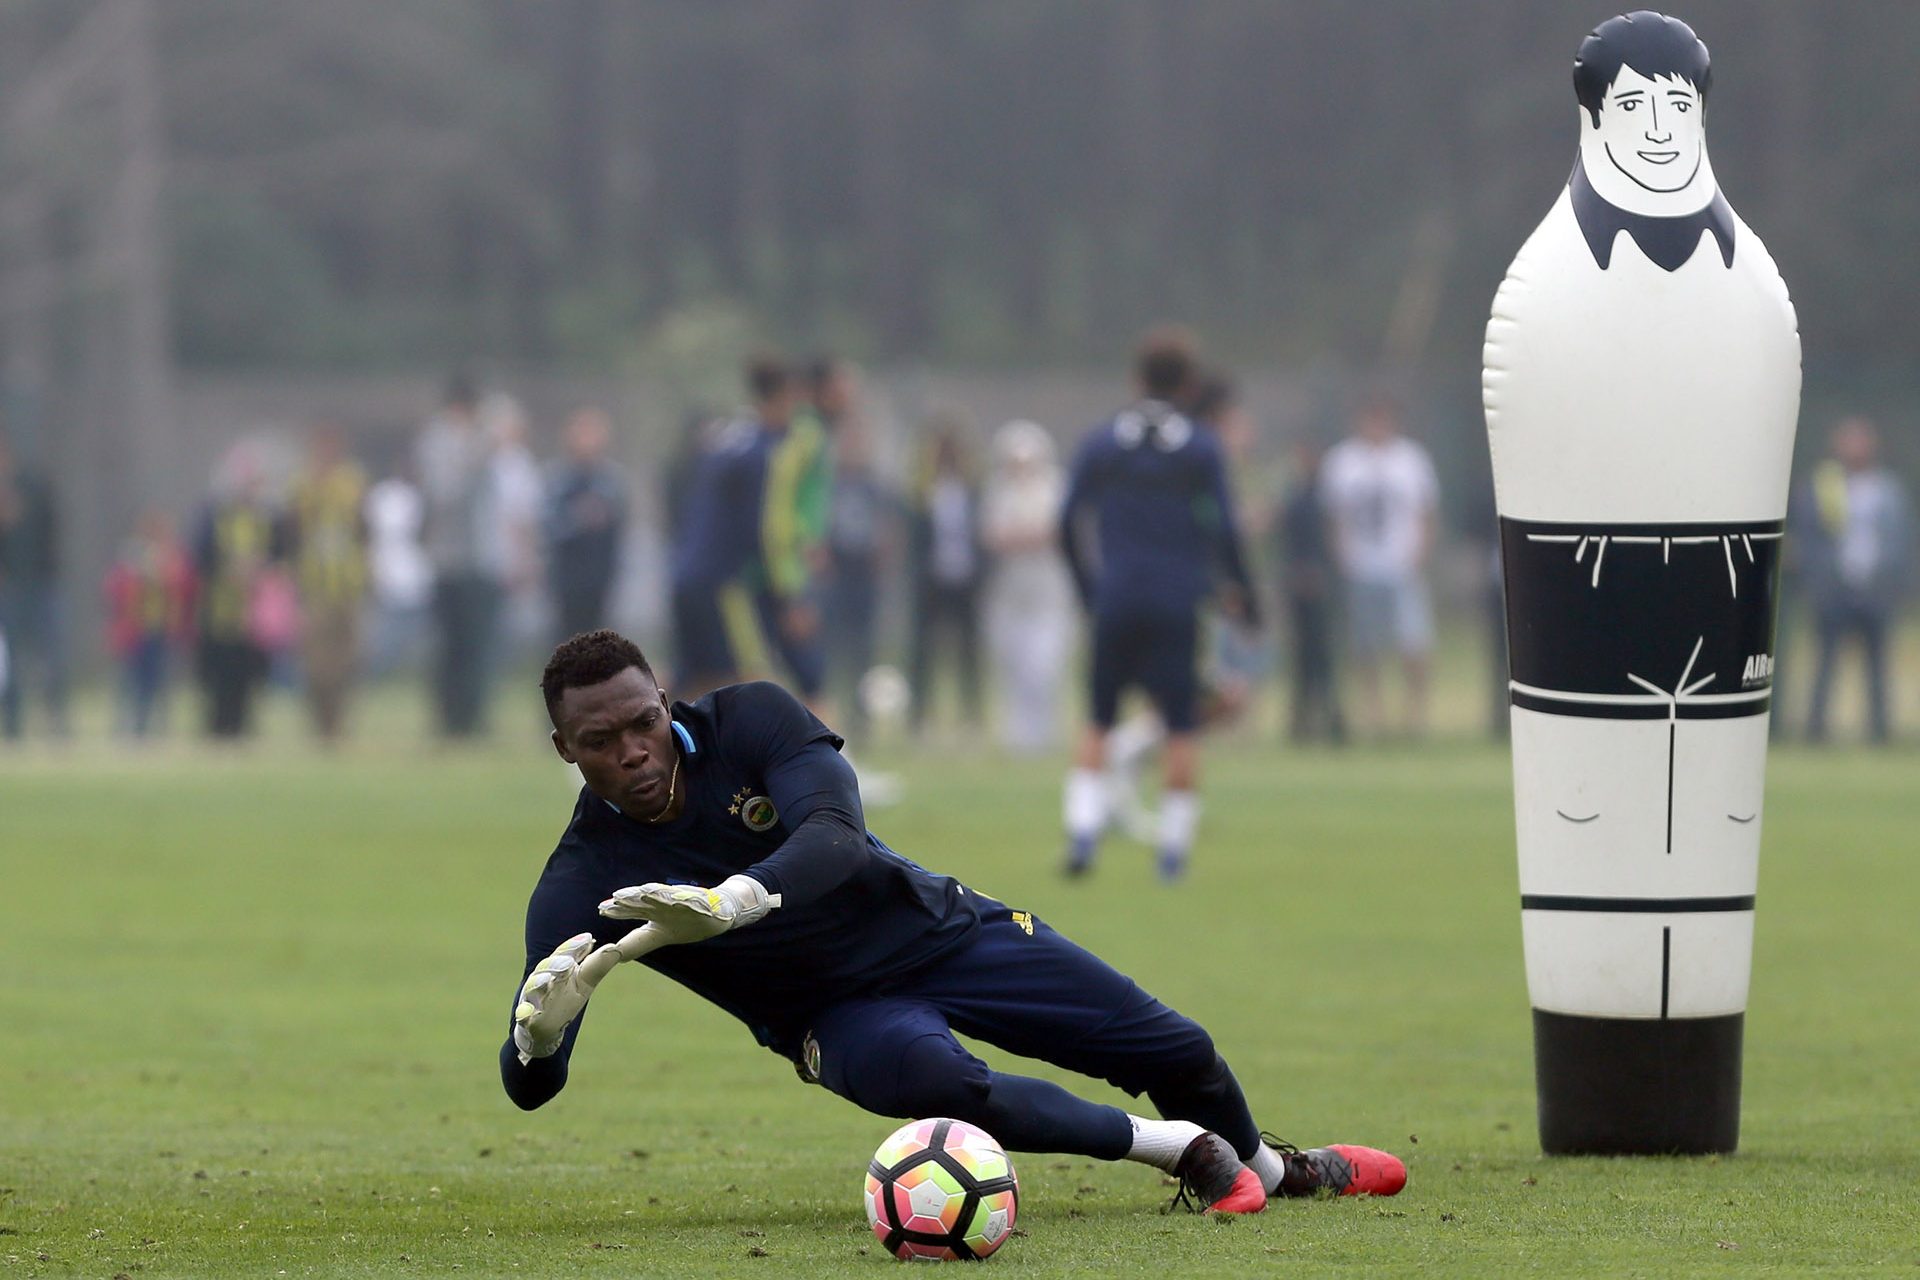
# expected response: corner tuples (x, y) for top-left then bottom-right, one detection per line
(1533, 1009), (1742, 1155)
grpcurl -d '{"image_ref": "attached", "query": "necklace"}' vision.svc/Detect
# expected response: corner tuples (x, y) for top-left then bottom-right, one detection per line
(642, 754), (681, 824)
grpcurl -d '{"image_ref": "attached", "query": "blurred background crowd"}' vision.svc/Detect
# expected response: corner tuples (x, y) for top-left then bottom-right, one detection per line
(0, 0), (1914, 752)
(2, 350), (1908, 753)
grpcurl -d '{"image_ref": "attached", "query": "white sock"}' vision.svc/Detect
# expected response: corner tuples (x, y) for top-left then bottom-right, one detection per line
(1158, 790), (1200, 854)
(1249, 1141), (1288, 1193)
(1124, 1116), (1205, 1173)
(1065, 768), (1108, 839)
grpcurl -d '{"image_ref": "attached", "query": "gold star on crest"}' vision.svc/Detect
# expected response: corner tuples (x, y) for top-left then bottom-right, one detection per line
(729, 785), (751, 816)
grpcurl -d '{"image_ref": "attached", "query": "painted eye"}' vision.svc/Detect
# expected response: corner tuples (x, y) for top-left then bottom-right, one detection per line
(1555, 810), (1599, 824)
(1619, 99), (1638, 111)
(1672, 100), (1692, 113)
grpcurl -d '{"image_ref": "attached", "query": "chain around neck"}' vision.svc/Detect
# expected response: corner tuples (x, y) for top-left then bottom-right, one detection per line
(641, 753), (681, 823)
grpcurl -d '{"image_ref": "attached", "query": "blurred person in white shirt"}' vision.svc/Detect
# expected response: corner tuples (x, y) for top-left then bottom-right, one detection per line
(363, 460), (433, 679)
(482, 393), (550, 666)
(981, 420), (1076, 753)
(1320, 396), (1439, 739)
(416, 373), (500, 737)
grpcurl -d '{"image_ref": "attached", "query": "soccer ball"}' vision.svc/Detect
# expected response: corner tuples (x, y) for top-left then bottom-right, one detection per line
(864, 1118), (1018, 1261)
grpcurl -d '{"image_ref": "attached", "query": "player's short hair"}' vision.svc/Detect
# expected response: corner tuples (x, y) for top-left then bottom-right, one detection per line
(1134, 327), (1198, 402)
(1573, 10), (1710, 127)
(542, 629), (656, 725)
(745, 354), (791, 404)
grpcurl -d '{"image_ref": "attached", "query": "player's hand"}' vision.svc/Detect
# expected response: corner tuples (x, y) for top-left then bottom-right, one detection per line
(512, 931), (629, 1064)
(598, 875), (781, 943)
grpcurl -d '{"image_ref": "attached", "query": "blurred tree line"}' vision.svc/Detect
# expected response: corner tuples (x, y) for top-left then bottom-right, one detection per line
(1, 0), (1914, 381)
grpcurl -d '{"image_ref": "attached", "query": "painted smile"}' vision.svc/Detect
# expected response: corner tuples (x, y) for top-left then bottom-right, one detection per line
(1636, 149), (1680, 165)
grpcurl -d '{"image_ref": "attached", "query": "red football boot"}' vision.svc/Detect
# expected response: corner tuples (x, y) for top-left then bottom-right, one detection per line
(1169, 1132), (1269, 1214)
(1263, 1134), (1408, 1197)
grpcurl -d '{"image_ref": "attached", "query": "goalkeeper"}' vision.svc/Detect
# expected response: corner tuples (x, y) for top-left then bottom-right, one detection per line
(501, 630), (1404, 1212)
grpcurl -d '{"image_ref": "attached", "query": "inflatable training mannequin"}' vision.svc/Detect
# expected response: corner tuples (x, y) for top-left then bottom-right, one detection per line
(1483, 11), (1799, 1154)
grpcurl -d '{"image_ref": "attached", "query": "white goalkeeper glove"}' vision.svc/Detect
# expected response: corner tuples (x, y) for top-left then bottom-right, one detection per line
(597, 874), (781, 943)
(512, 925), (668, 1065)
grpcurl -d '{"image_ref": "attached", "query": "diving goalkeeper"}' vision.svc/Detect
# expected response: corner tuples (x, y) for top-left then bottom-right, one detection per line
(500, 629), (1405, 1212)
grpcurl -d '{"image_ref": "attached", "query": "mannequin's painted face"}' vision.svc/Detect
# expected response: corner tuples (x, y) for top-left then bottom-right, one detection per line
(1593, 67), (1704, 194)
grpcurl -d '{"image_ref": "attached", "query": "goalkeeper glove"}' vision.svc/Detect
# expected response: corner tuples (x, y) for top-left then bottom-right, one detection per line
(598, 874), (781, 942)
(511, 924), (668, 1065)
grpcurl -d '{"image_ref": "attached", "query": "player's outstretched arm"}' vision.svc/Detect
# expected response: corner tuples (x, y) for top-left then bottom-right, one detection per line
(500, 925), (667, 1109)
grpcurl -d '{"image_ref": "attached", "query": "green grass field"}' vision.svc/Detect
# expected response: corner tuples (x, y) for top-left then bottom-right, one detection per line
(3, 706), (1918, 1277)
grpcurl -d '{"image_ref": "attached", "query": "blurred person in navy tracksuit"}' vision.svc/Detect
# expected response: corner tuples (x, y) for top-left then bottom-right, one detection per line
(1057, 331), (1258, 883)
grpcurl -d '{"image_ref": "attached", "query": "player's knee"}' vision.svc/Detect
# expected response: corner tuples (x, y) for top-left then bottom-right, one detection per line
(887, 1034), (992, 1119)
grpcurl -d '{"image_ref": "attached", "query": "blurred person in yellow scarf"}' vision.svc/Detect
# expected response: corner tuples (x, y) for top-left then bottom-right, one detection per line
(193, 442), (286, 740)
(288, 422), (368, 743)
(1791, 416), (1914, 743)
